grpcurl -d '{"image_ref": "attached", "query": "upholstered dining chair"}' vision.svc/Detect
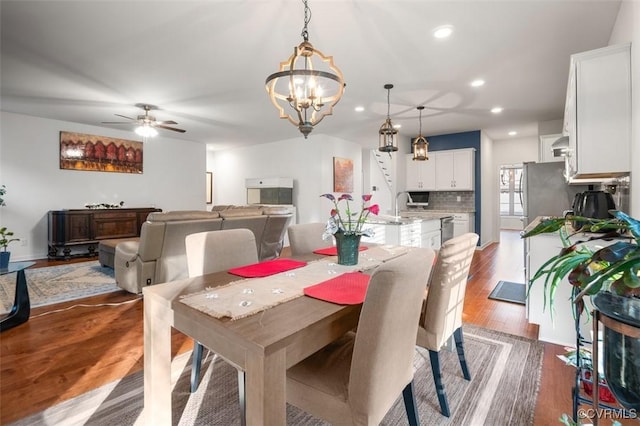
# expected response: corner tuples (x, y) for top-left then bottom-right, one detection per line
(287, 222), (330, 256)
(416, 232), (479, 417)
(286, 247), (437, 426)
(185, 228), (258, 426)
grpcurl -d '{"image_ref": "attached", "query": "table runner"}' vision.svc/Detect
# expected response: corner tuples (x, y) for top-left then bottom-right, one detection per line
(313, 245), (369, 256)
(179, 245), (410, 320)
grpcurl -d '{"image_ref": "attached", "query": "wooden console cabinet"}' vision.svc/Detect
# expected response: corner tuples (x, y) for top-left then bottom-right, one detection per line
(48, 207), (161, 259)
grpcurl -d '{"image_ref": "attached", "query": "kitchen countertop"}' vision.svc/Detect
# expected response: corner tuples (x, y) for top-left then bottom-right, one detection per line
(366, 215), (442, 225)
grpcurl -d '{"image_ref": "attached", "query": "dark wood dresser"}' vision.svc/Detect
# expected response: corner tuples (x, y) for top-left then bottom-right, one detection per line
(47, 207), (161, 259)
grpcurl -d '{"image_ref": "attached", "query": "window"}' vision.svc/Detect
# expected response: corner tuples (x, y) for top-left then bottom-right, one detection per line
(499, 165), (523, 216)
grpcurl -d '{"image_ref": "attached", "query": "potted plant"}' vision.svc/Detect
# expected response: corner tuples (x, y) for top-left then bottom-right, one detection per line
(522, 210), (640, 411)
(320, 193), (379, 265)
(0, 185), (20, 269)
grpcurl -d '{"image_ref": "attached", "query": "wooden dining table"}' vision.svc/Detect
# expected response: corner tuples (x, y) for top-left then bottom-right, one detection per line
(143, 251), (380, 425)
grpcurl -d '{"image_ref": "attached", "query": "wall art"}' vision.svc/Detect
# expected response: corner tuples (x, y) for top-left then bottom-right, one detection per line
(59, 131), (143, 174)
(333, 157), (353, 193)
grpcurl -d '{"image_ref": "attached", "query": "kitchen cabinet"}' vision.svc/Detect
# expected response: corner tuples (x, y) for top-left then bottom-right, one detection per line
(361, 219), (441, 249)
(405, 154), (436, 190)
(405, 148), (474, 191)
(563, 43), (631, 181)
(437, 212), (474, 238)
(434, 149), (475, 190)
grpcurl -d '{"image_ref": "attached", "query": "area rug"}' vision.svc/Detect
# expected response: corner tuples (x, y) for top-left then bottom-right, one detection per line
(10, 324), (544, 426)
(488, 280), (526, 305)
(0, 261), (118, 314)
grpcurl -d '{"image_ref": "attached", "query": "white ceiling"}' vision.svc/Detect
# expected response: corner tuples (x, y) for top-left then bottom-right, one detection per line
(0, 0), (621, 151)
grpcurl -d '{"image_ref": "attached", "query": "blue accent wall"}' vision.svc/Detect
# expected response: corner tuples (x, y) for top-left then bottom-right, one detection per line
(409, 130), (481, 243)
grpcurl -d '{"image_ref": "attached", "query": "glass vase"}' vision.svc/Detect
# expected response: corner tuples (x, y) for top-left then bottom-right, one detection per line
(334, 231), (361, 266)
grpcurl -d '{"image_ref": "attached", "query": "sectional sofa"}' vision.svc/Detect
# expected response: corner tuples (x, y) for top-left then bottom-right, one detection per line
(113, 206), (292, 294)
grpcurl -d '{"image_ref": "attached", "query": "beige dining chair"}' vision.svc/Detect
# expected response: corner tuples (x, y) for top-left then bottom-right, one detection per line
(185, 228), (258, 426)
(287, 247), (437, 425)
(287, 222), (330, 256)
(416, 232), (479, 417)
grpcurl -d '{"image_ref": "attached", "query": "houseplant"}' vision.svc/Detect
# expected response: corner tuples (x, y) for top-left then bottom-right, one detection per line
(320, 193), (379, 265)
(522, 210), (640, 410)
(0, 185), (20, 269)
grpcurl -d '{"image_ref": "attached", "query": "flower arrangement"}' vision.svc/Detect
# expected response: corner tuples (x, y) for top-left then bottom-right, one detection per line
(320, 193), (380, 237)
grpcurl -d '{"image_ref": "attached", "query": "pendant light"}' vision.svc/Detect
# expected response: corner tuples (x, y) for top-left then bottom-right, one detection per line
(379, 84), (398, 153)
(412, 106), (429, 161)
(265, 0), (346, 138)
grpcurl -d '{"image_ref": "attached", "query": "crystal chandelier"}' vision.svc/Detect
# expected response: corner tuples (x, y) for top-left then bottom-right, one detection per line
(265, 0), (346, 138)
(412, 106), (429, 161)
(379, 84), (398, 153)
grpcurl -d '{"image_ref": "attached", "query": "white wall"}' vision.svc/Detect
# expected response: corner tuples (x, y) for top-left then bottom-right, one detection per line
(480, 131), (497, 247)
(0, 111), (206, 261)
(208, 134), (365, 225)
(609, 0), (639, 217)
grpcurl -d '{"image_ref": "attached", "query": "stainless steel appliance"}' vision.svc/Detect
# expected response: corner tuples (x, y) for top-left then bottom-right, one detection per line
(440, 216), (454, 244)
(521, 162), (589, 228)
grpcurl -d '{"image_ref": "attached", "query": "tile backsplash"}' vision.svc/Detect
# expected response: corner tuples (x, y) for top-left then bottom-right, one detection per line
(423, 191), (475, 211)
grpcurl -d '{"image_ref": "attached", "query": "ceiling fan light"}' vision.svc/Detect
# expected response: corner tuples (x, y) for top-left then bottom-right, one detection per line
(135, 124), (158, 138)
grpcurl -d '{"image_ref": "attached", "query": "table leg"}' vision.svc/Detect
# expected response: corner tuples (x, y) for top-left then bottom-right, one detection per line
(143, 295), (172, 426)
(245, 348), (287, 426)
(0, 270), (31, 332)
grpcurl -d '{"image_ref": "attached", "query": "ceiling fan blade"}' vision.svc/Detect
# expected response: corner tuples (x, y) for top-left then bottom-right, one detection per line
(101, 121), (135, 125)
(155, 124), (186, 133)
(155, 120), (178, 125)
(114, 114), (137, 121)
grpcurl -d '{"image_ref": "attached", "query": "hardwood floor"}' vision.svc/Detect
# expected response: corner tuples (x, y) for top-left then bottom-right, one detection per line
(0, 232), (630, 424)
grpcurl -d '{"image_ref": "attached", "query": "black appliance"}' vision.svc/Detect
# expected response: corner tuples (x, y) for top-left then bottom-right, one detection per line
(572, 190), (616, 230)
(440, 216), (454, 244)
(407, 191), (429, 207)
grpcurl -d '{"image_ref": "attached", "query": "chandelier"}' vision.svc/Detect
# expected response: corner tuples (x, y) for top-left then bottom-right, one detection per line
(265, 0), (346, 138)
(412, 106), (429, 161)
(379, 84), (398, 153)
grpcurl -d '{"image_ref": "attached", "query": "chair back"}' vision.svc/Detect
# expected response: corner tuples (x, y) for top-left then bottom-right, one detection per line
(419, 232), (479, 351)
(185, 229), (258, 277)
(349, 248), (436, 424)
(287, 222), (329, 256)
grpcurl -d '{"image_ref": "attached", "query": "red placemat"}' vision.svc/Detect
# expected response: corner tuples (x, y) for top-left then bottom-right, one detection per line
(304, 272), (370, 305)
(228, 259), (307, 278)
(312, 245), (369, 256)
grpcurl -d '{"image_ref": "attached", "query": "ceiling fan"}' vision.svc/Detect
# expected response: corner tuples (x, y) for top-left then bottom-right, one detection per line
(102, 103), (186, 136)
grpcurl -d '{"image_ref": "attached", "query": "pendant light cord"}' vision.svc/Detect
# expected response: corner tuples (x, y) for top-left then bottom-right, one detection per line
(301, 0), (311, 41)
(387, 87), (391, 119)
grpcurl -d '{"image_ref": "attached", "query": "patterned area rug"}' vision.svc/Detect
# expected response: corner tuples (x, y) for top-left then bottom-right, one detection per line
(10, 324), (544, 426)
(0, 261), (118, 314)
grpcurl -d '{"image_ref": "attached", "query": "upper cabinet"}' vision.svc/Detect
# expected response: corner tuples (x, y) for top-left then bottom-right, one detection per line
(406, 148), (475, 191)
(563, 43), (631, 181)
(435, 149), (475, 190)
(406, 153), (436, 190)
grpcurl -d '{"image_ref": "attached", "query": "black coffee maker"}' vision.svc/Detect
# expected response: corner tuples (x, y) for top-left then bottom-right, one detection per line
(572, 190), (616, 230)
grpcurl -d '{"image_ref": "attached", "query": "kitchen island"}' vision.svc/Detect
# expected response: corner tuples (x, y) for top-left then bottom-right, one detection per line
(360, 216), (443, 249)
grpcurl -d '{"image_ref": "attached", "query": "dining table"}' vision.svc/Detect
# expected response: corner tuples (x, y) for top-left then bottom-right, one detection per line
(142, 244), (412, 425)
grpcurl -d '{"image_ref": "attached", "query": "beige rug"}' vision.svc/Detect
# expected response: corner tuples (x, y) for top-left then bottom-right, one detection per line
(0, 261), (118, 314)
(9, 324), (543, 425)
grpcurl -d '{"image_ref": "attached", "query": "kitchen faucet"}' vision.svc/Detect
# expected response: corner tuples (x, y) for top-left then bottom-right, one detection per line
(394, 191), (412, 219)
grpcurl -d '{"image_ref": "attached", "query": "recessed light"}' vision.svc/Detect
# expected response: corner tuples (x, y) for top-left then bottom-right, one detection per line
(508, 131), (518, 136)
(433, 25), (453, 39)
(491, 106), (503, 114)
(354, 106), (365, 112)
(470, 79), (485, 88)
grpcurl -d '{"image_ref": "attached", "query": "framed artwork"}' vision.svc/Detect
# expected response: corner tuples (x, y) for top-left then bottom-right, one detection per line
(333, 157), (354, 193)
(59, 131), (143, 174)
(206, 172), (213, 204)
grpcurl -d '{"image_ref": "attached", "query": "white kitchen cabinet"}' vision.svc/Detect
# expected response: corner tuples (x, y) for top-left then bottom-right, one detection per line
(434, 149), (475, 191)
(563, 43), (631, 181)
(361, 219), (440, 249)
(538, 134), (563, 163)
(405, 154), (436, 190)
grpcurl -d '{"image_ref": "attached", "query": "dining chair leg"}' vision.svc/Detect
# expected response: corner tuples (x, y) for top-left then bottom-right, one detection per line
(238, 369), (246, 426)
(190, 341), (204, 393)
(453, 327), (471, 380)
(428, 350), (451, 417)
(401, 380), (421, 426)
